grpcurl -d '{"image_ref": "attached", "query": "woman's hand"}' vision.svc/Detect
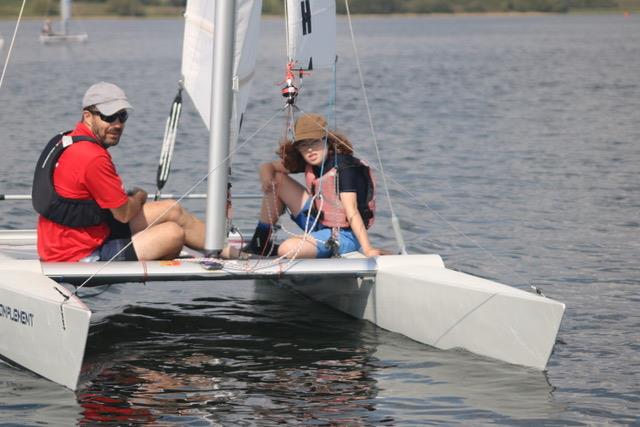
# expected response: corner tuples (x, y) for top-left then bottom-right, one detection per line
(362, 247), (383, 257)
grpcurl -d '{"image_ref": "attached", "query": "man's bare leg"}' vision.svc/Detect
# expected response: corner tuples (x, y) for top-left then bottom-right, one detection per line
(131, 222), (185, 260)
(129, 200), (205, 250)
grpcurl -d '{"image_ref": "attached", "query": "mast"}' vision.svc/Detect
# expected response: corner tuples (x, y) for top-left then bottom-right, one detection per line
(205, 0), (236, 253)
(60, 0), (70, 35)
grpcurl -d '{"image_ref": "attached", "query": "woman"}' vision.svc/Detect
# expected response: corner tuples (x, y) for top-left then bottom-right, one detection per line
(244, 113), (382, 258)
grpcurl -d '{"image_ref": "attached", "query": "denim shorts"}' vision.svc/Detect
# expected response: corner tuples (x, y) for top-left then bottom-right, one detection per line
(290, 198), (361, 258)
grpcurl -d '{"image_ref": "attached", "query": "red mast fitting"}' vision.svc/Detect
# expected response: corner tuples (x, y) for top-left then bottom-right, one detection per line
(281, 61), (309, 105)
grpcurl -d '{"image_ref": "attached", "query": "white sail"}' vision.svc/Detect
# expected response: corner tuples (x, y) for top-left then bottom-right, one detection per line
(181, 0), (262, 144)
(286, 0), (336, 70)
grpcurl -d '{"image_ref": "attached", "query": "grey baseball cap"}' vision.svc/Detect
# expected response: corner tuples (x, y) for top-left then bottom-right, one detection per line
(82, 82), (133, 116)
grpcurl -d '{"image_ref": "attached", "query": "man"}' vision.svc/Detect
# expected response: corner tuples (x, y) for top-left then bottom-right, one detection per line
(41, 19), (53, 36)
(36, 82), (206, 262)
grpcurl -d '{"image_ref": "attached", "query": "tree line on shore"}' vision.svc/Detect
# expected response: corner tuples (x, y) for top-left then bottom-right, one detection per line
(0, 0), (623, 18)
(269, 0), (619, 14)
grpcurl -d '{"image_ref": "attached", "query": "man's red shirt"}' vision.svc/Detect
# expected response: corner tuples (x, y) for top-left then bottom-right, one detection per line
(37, 122), (128, 262)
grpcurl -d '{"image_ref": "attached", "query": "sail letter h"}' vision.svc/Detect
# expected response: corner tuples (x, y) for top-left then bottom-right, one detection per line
(301, 0), (312, 35)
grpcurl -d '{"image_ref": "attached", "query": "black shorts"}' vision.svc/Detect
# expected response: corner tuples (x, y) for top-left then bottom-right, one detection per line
(97, 238), (138, 261)
(99, 216), (138, 261)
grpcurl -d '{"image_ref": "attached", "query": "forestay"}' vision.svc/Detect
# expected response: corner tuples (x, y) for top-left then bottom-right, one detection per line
(286, 0), (336, 70)
(181, 0), (262, 145)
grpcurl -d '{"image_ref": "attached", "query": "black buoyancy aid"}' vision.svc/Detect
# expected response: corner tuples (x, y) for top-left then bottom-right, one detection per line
(32, 131), (110, 228)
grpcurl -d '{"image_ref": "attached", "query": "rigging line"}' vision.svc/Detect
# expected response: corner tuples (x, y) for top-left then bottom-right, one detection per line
(294, 107), (535, 288)
(326, 58), (337, 129)
(254, 183), (325, 271)
(344, 0), (406, 254)
(370, 164), (535, 289)
(69, 106), (287, 295)
(244, 181), (323, 272)
(284, 0), (291, 62)
(409, 186), (532, 288)
(433, 293), (499, 347)
(0, 0), (27, 92)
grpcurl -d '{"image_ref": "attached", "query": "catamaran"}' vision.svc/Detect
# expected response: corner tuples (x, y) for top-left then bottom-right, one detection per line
(0, 0), (565, 391)
(39, 0), (87, 44)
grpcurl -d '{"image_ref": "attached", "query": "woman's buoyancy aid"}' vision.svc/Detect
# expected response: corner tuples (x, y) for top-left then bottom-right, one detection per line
(32, 131), (110, 228)
(304, 156), (376, 229)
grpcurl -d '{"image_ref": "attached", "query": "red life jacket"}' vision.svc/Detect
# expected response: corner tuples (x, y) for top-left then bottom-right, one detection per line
(304, 158), (376, 229)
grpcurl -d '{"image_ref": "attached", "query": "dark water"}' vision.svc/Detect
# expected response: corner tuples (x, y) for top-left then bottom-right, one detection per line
(1, 14), (639, 425)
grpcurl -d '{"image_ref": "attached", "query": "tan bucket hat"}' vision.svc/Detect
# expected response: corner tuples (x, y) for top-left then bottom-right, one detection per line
(293, 114), (327, 143)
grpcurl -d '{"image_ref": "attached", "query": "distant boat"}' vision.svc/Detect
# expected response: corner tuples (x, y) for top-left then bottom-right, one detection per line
(39, 0), (87, 44)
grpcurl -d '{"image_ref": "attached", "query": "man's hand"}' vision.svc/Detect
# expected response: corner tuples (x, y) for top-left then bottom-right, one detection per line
(128, 187), (148, 204)
(111, 187), (147, 223)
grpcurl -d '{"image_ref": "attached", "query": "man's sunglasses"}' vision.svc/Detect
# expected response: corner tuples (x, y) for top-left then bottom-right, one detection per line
(88, 109), (129, 124)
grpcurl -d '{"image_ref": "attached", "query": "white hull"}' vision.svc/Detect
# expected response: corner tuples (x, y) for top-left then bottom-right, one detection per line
(278, 254), (565, 371)
(0, 268), (91, 390)
(0, 229), (564, 389)
(39, 33), (88, 44)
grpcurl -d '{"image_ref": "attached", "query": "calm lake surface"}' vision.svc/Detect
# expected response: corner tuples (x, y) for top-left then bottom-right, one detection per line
(1, 13), (639, 425)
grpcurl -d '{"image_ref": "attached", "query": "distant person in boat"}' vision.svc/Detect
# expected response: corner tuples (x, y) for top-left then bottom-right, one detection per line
(41, 19), (53, 36)
(243, 113), (382, 258)
(34, 81), (206, 262)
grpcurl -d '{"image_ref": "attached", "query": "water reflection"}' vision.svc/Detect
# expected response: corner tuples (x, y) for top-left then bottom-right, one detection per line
(372, 337), (565, 423)
(0, 364), (81, 424)
(73, 277), (565, 425)
(77, 281), (386, 425)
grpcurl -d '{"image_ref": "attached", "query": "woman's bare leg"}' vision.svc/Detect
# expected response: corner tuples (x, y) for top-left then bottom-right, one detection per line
(259, 172), (310, 224)
(277, 236), (318, 258)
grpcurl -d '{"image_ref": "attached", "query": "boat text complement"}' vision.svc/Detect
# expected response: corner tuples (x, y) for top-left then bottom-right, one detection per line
(0, 304), (34, 327)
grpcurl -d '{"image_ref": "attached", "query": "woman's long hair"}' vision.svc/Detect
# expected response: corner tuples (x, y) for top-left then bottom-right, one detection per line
(278, 130), (353, 173)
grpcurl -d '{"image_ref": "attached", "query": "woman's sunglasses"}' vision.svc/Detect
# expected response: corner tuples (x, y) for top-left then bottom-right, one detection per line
(295, 139), (323, 151)
(88, 109), (129, 124)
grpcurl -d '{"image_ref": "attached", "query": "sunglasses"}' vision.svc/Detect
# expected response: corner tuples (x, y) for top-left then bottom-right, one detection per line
(295, 139), (323, 151)
(89, 109), (129, 124)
